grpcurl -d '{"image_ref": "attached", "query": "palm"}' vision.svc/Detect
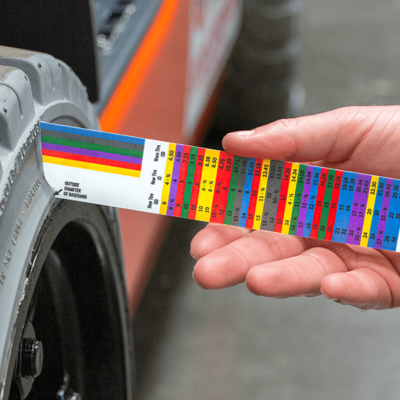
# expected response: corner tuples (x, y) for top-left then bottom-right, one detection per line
(191, 106), (400, 310)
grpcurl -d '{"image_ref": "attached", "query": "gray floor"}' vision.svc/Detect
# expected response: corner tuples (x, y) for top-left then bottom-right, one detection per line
(134, 1), (400, 399)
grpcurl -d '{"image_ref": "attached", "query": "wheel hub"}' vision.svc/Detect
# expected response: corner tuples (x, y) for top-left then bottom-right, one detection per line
(13, 320), (43, 398)
(20, 338), (43, 379)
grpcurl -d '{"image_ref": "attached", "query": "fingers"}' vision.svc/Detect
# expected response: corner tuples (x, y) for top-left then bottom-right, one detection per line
(378, 250), (400, 307)
(222, 106), (400, 166)
(320, 269), (392, 309)
(192, 230), (308, 289)
(245, 243), (400, 309)
(245, 247), (348, 298)
(321, 247), (400, 309)
(190, 223), (250, 260)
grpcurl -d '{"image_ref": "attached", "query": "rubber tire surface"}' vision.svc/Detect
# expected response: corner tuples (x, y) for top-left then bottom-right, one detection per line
(0, 46), (135, 399)
(208, 0), (303, 148)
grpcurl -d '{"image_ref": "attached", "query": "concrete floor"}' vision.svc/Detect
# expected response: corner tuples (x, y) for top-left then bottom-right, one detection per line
(134, 1), (400, 399)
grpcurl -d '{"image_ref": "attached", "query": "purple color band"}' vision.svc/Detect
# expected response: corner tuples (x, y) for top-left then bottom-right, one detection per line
(375, 179), (393, 249)
(167, 145), (183, 216)
(296, 165), (313, 236)
(42, 142), (142, 165)
(347, 174), (371, 245)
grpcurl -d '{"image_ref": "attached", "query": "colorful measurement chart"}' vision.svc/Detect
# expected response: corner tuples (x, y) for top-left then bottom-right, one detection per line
(40, 122), (400, 252)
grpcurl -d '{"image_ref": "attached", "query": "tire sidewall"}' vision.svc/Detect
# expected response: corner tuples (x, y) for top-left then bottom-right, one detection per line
(0, 101), (99, 398)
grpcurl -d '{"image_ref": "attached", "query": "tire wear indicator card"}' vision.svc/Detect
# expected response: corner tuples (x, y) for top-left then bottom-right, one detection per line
(40, 122), (400, 253)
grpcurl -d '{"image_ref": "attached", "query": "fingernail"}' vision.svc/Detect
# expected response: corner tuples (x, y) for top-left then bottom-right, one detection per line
(235, 130), (255, 137)
(190, 249), (198, 260)
(325, 296), (340, 302)
(321, 289), (338, 301)
(192, 269), (199, 284)
(322, 292), (340, 302)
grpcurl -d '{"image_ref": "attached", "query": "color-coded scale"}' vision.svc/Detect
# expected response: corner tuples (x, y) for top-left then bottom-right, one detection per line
(40, 122), (400, 252)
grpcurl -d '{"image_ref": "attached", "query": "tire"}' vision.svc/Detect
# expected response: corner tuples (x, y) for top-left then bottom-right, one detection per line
(243, 0), (302, 47)
(208, 0), (304, 148)
(0, 47), (135, 399)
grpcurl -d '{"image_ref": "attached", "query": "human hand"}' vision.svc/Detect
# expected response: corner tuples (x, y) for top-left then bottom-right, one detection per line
(190, 106), (400, 309)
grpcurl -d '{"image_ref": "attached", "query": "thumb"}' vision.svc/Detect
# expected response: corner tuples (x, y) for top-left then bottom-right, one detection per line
(221, 106), (391, 163)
